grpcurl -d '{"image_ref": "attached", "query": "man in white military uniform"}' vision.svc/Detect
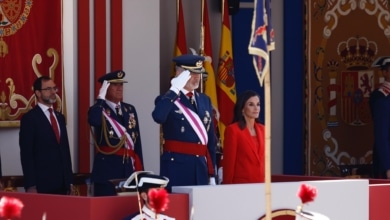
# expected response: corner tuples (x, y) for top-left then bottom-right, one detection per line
(123, 171), (175, 220)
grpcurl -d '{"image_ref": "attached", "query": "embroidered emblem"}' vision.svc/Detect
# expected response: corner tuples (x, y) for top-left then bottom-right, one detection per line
(117, 71), (124, 78)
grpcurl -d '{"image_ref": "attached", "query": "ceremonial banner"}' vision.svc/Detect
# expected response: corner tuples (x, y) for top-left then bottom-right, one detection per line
(171, 0), (187, 78)
(248, 0), (275, 86)
(0, 0), (63, 127)
(306, 1), (390, 176)
(217, 0), (237, 145)
(249, 1), (275, 219)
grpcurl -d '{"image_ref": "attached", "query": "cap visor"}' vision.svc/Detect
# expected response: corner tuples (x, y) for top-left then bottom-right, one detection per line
(108, 79), (128, 83)
(184, 67), (205, 74)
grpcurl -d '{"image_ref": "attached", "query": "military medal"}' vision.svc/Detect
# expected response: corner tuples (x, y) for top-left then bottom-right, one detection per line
(109, 129), (114, 137)
(204, 111), (211, 131)
(129, 113), (136, 129)
(203, 111), (210, 125)
(131, 132), (136, 140)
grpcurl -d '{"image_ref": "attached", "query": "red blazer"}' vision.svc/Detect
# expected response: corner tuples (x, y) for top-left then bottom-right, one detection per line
(222, 122), (265, 184)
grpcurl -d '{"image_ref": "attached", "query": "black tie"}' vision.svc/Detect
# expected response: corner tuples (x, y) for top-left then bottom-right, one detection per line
(115, 105), (124, 124)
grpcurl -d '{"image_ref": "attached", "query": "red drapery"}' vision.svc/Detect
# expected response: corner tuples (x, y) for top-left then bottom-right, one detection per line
(0, 0), (63, 127)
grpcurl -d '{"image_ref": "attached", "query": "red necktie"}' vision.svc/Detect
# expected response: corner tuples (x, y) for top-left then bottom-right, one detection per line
(186, 92), (197, 110)
(49, 108), (60, 143)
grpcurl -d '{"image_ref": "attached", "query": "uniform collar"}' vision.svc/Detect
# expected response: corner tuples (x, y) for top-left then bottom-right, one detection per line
(105, 100), (120, 110)
(181, 89), (194, 96)
(379, 81), (390, 96)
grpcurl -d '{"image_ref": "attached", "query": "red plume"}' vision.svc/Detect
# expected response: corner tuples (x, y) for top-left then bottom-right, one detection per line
(148, 188), (169, 214)
(0, 196), (24, 219)
(297, 183), (317, 204)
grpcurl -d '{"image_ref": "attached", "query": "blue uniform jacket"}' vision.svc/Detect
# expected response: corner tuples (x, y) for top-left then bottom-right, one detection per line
(152, 90), (217, 190)
(370, 89), (390, 178)
(88, 99), (144, 185)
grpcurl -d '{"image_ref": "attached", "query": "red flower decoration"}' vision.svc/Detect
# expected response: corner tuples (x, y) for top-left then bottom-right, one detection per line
(148, 188), (169, 214)
(297, 183), (317, 204)
(0, 196), (24, 219)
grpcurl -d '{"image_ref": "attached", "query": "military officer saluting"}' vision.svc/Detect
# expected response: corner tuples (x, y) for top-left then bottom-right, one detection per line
(152, 54), (217, 191)
(88, 70), (144, 196)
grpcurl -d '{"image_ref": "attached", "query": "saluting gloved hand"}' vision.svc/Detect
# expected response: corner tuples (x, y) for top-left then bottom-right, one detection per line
(209, 177), (216, 186)
(170, 70), (191, 94)
(97, 80), (110, 100)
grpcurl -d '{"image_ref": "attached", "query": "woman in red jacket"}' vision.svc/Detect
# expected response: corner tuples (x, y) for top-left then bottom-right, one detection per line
(222, 90), (265, 184)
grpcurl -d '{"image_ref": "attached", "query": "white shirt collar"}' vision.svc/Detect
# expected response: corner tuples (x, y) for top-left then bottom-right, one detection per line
(181, 89), (194, 95)
(37, 102), (53, 112)
(105, 100), (120, 110)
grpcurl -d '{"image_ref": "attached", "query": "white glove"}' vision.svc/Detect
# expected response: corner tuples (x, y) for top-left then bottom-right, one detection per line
(97, 80), (110, 100)
(170, 70), (191, 94)
(209, 177), (216, 186)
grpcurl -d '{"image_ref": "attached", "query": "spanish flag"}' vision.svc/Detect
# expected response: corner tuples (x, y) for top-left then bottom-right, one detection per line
(217, 0), (237, 146)
(171, 0), (188, 78)
(201, 0), (219, 134)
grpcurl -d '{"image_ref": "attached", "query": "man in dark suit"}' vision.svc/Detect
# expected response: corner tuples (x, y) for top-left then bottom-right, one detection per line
(88, 70), (144, 196)
(152, 54), (217, 191)
(19, 76), (73, 195)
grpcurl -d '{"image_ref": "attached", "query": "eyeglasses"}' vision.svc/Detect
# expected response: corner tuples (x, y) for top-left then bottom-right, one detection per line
(40, 87), (59, 92)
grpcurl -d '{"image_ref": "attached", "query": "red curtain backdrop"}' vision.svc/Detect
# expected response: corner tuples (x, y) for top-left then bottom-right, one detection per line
(0, 0), (63, 127)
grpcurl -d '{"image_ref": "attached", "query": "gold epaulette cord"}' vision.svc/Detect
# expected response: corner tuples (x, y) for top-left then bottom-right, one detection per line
(89, 114), (127, 157)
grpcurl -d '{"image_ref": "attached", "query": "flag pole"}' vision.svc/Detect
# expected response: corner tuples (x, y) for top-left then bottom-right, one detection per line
(176, 0), (179, 18)
(247, 0), (273, 219)
(262, 0), (272, 217)
(199, 0), (205, 93)
(264, 62), (272, 220)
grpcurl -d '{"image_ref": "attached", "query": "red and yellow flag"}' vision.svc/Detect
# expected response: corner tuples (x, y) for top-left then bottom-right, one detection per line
(201, 0), (219, 134)
(171, 0), (187, 78)
(217, 0), (237, 145)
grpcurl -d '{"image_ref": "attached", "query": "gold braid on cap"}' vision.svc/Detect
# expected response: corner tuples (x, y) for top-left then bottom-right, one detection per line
(181, 60), (203, 70)
(89, 113), (127, 155)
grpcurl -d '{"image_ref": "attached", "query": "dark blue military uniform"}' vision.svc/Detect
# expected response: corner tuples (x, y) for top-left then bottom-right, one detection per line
(370, 85), (390, 178)
(152, 53), (217, 191)
(369, 56), (390, 179)
(88, 70), (143, 196)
